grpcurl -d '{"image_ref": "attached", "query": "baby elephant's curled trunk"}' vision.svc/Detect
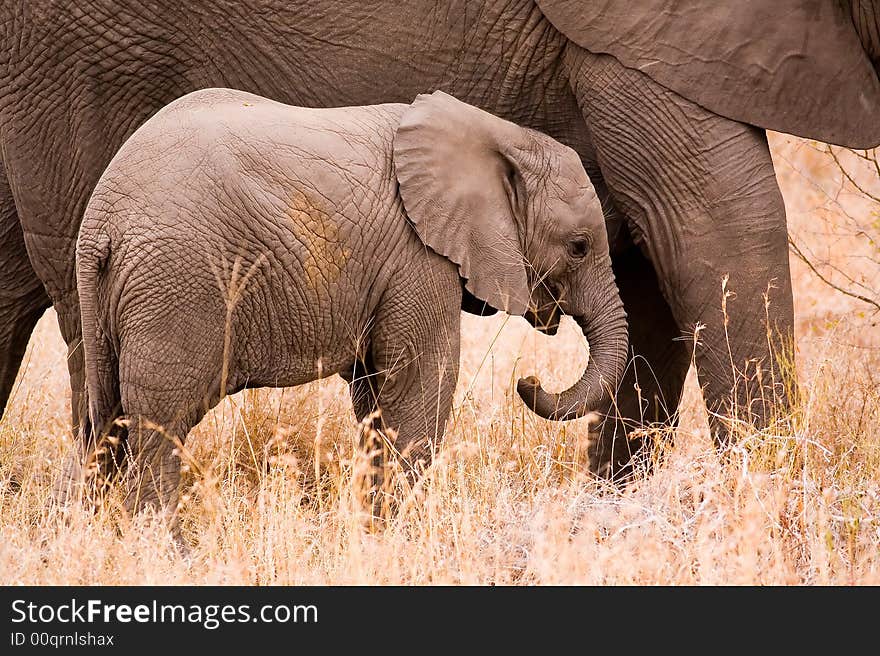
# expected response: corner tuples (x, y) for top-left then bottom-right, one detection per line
(517, 278), (628, 421)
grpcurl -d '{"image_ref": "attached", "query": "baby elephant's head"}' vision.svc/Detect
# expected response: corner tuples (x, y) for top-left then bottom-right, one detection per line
(394, 91), (627, 421)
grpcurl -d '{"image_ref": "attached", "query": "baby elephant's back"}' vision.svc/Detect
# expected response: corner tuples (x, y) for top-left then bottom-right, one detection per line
(87, 87), (409, 245)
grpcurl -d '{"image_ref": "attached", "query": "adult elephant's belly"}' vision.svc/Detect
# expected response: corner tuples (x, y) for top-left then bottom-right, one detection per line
(194, 0), (591, 153)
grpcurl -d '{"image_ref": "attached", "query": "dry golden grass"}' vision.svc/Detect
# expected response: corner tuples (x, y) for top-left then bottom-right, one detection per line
(1, 134), (878, 585)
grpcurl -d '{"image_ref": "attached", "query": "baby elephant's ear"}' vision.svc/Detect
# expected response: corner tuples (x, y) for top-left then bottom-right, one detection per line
(393, 90), (530, 316)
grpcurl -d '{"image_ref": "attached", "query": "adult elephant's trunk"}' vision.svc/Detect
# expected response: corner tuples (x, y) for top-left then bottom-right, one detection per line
(517, 275), (628, 421)
(850, 0), (880, 70)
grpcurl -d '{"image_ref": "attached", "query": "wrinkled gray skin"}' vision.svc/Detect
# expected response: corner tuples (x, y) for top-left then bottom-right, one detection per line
(1, 1), (879, 483)
(75, 89), (625, 517)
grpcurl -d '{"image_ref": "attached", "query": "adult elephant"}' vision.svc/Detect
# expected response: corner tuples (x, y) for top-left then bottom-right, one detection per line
(1, 1), (878, 481)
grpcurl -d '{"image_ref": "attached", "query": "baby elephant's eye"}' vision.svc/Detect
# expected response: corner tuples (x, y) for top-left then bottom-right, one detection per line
(568, 238), (590, 259)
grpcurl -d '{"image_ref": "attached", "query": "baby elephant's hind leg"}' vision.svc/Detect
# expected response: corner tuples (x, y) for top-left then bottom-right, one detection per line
(123, 415), (192, 522)
(118, 357), (216, 537)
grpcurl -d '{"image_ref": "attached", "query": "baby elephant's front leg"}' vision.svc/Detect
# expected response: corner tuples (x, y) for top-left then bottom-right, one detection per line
(359, 270), (461, 508)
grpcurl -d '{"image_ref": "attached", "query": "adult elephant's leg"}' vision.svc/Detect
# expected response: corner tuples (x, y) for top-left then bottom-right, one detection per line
(345, 355), (387, 505)
(568, 48), (794, 450)
(7, 123), (120, 499)
(590, 245), (692, 480)
(0, 161), (51, 420)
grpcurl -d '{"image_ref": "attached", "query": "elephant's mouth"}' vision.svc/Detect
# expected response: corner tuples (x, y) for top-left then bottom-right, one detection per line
(525, 284), (563, 335)
(525, 305), (561, 335)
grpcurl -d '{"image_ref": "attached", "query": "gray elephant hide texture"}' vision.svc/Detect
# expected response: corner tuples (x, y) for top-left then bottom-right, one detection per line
(538, 0), (880, 148)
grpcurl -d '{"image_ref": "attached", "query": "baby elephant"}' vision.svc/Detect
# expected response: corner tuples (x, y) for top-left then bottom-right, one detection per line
(75, 88), (627, 519)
